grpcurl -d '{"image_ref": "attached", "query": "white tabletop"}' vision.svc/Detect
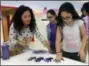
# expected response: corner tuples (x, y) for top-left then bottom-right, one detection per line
(1, 50), (88, 65)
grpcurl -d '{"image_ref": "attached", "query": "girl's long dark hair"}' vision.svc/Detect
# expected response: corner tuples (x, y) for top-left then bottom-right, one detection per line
(57, 2), (81, 28)
(47, 9), (57, 20)
(11, 5), (36, 33)
(82, 2), (89, 15)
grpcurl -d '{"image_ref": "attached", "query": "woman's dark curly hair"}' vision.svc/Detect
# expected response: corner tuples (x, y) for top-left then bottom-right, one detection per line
(57, 2), (81, 28)
(11, 5), (36, 33)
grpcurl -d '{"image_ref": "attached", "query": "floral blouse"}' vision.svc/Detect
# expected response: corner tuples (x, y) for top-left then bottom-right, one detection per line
(7, 23), (46, 49)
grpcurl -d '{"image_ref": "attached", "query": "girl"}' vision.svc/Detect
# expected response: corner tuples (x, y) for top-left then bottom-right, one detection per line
(81, 2), (89, 63)
(47, 9), (57, 54)
(7, 5), (49, 52)
(55, 2), (87, 62)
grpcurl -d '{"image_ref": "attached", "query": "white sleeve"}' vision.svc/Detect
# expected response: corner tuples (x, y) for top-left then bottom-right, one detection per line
(78, 20), (84, 27)
(34, 26), (46, 44)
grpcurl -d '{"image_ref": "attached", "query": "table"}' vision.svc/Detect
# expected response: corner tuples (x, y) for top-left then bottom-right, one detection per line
(1, 50), (88, 65)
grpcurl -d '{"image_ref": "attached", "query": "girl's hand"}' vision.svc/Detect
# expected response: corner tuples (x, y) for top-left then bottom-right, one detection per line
(55, 53), (64, 62)
(78, 49), (86, 62)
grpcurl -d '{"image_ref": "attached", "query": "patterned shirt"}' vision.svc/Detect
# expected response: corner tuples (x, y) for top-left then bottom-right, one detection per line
(7, 23), (46, 49)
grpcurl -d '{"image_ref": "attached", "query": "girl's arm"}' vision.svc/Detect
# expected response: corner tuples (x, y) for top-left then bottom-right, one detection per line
(55, 26), (63, 60)
(79, 22), (87, 61)
(46, 24), (50, 40)
(80, 24), (87, 51)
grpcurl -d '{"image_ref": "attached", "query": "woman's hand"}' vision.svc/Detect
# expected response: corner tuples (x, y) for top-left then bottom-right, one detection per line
(24, 37), (32, 44)
(43, 40), (51, 51)
(18, 37), (32, 47)
(18, 39), (26, 47)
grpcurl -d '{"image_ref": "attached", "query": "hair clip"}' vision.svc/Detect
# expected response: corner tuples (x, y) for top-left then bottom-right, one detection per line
(33, 50), (47, 54)
(35, 57), (44, 62)
(28, 57), (36, 61)
(44, 57), (53, 62)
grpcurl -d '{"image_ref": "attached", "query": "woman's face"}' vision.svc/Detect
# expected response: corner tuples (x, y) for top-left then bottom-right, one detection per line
(21, 10), (31, 26)
(61, 11), (73, 25)
(47, 13), (56, 22)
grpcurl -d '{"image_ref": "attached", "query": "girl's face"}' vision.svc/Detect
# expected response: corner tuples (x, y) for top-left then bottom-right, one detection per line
(61, 11), (73, 25)
(47, 13), (56, 22)
(82, 10), (88, 16)
(21, 10), (31, 26)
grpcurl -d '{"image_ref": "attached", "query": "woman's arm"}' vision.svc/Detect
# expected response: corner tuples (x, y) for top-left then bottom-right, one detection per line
(7, 23), (18, 50)
(34, 26), (50, 50)
(7, 23), (26, 50)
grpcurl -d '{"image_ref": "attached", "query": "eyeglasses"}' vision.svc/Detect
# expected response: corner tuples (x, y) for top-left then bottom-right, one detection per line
(62, 15), (72, 21)
(47, 16), (54, 19)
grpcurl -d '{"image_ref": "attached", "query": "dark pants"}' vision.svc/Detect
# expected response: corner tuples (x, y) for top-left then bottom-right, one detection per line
(62, 50), (81, 62)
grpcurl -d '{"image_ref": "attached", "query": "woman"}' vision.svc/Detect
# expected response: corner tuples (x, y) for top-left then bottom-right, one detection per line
(46, 9), (57, 54)
(7, 5), (49, 52)
(55, 2), (87, 62)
